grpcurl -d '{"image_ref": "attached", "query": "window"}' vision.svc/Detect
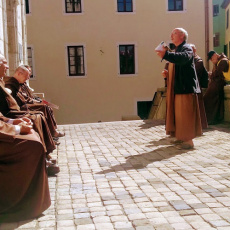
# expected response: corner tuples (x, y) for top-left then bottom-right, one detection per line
(213, 4), (219, 17)
(65, 0), (82, 13)
(67, 46), (85, 76)
(27, 46), (35, 79)
(117, 0), (133, 12)
(227, 9), (229, 29)
(224, 44), (228, 56)
(213, 33), (220, 47)
(19, 43), (23, 62)
(25, 0), (31, 14)
(168, 0), (183, 11)
(229, 42), (230, 58)
(119, 45), (135, 75)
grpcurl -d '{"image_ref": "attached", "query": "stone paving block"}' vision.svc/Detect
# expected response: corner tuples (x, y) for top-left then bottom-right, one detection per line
(4, 121), (230, 230)
(94, 222), (114, 229)
(74, 218), (93, 225)
(76, 224), (96, 230)
(114, 221), (133, 229)
(169, 200), (191, 210)
(136, 226), (155, 230)
(38, 220), (56, 228)
(209, 220), (230, 228)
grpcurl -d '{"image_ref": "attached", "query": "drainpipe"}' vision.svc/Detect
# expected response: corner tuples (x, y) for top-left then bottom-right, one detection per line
(205, 0), (210, 70)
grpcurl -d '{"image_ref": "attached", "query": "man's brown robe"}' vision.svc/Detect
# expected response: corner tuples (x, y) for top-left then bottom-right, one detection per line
(0, 114), (51, 222)
(5, 78), (57, 136)
(165, 63), (175, 137)
(204, 54), (228, 124)
(194, 54), (208, 129)
(166, 63), (202, 141)
(0, 79), (55, 154)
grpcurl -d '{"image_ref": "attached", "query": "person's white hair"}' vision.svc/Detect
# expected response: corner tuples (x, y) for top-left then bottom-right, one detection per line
(15, 65), (30, 73)
(175, 28), (188, 41)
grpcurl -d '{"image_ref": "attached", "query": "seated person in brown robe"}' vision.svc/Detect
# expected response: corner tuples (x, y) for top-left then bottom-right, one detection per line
(0, 55), (59, 175)
(204, 51), (228, 125)
(5, 65), (64, 138)
(0, 60), (51, 222)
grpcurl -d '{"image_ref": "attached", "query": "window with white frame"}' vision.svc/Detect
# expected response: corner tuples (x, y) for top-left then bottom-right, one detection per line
(27, 46), (35, 78)
(25, 0), (31, 14)
(213, 33), (220, 47)
(67, 46), (85, 77)
(119, 44), (135, 75)
(168, 0), (183, 11)
(227, 9), (229, 29)
(117, 0), (133, 12)
(65, 0), (82, 13)
(213, 4), (219, 17)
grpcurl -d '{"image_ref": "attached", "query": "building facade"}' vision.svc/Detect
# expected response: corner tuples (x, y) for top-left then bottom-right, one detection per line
(222, 0), (230, 58)
(26, 0), (213, 124)
(213, 0), (226, 54)
(0, 0), (27, 75)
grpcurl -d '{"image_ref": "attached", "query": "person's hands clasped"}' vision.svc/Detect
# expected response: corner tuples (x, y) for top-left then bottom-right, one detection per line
(13, 117), (33, 126)
(19, 123), (33, 135)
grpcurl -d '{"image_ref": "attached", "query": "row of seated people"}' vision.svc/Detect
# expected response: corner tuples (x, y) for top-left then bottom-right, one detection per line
(0, 54), (64, 222)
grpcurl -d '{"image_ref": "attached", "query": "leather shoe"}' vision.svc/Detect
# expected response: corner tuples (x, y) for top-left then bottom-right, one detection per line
(46, 161), (60, 176)
(176, 143), (194, 150)
(54, 140), (60, 146)
(170, 139), (183, 145)
(47, 155), (57, 164)
(53, 131), (65, 138)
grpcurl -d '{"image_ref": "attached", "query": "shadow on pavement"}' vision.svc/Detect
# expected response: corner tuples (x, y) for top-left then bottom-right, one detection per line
(97, 145), (193, 175)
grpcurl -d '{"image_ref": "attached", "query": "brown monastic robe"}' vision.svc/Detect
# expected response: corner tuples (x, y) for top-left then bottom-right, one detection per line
(165, 63), (202, 141)
(0, 79), (55, 154)
(165, 63), (175, 136)
(5, 78), (57, 136)
(0, 114), (51, 222)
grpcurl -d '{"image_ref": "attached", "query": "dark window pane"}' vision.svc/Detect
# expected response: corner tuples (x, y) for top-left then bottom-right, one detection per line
(119, 45), (135, 75)
(213, 5), (219, 16)
(68, 46), (85, 76)
(66, 0), (81, 13)
(25, 0), (29, 14)
(27, 47), (34, 78)
(126, 3), (132, 12)
(168, 0), (174, 11)
(176, 0), (183, 10)
(168, 0), (183, 11)
(117, 0), (133, 12)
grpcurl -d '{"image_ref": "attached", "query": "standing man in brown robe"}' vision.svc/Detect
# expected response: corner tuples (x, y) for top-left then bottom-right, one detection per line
(204, 51), (229, 124)
(156, 28), (202, 149)
(190, 44), (208, 129)
(0, 57), (51, 222)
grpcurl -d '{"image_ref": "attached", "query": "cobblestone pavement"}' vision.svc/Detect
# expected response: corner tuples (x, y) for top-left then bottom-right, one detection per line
(1, 120), (230, 230)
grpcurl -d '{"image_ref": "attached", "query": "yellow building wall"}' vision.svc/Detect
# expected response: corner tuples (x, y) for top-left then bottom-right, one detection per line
(225, 4), (230, 57)
(27, 0), (213, 124)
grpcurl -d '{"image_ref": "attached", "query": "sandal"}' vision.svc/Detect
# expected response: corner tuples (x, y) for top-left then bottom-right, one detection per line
(176, 143), (194, 150)
(170, 139), (183, 145)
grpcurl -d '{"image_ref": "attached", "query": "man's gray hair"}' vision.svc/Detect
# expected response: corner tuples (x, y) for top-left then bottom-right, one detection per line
(15, 65), (30, 73)
(175, 28), (188, 41)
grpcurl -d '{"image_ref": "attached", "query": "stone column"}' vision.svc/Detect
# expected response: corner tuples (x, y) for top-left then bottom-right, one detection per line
(6, 0), (20, 75)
